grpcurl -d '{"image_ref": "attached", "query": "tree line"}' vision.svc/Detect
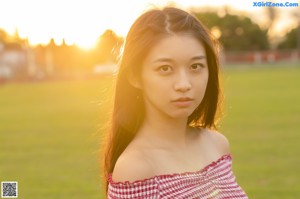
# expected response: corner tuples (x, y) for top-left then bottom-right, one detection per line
(0, 11), (298, 76)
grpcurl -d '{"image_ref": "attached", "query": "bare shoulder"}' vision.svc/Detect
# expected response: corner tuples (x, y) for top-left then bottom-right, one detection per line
(112, 147), (155, 182)
(201, 128), (231, 155)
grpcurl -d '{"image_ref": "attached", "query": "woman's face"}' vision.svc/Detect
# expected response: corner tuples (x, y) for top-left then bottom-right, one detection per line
(140, 34), (209, 120)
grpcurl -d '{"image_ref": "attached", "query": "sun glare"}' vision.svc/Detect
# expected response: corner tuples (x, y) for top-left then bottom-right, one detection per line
(75, 38), (97, 50)
(0, 0), (297, 46)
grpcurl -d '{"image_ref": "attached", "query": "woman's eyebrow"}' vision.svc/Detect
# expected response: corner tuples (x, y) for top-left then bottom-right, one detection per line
(190, 55), (206, 60)
(153, 55), (206, 63)
(153, 58), (173, 63)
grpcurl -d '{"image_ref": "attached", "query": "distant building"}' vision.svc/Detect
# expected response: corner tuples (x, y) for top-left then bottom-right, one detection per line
(93, 63), (117, 75)
(0, 42), (27, 80)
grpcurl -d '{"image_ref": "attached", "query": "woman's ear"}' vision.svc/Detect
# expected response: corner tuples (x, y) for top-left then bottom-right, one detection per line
(127, 70), (142, 89)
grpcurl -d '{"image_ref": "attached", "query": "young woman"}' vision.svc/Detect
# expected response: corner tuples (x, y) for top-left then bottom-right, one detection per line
(103, 7), (248, 199)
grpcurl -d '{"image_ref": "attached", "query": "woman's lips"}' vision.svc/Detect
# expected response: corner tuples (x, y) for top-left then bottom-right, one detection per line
(171, 97), (194, 107)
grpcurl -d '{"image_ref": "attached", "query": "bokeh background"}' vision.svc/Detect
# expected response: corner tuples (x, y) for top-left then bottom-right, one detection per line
(0, 0), (299, 198)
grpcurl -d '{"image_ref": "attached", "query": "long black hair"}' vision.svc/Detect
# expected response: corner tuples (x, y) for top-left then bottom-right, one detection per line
(103, 6), (222, 192)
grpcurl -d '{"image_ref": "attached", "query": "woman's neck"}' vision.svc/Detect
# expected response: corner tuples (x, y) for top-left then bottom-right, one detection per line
(136, 113), (191, 148)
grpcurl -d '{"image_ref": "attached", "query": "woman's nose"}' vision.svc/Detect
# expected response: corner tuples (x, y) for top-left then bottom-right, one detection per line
(174, 71), (191, 92)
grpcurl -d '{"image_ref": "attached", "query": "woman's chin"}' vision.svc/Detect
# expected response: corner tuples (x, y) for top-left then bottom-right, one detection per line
(169, 110), (194, 119)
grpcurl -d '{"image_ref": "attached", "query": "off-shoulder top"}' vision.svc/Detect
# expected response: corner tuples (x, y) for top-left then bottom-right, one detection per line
(108, 154), (248, 198)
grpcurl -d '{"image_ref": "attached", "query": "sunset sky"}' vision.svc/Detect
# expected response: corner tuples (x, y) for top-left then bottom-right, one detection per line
(0, 0), (298, 49)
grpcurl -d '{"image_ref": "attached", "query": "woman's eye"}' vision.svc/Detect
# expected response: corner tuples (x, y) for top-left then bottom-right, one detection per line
(190, 63), (204, 70)
(159, 65), (172, 73)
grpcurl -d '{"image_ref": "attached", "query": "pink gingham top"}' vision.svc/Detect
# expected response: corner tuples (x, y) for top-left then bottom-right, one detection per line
(108, 154), (248, 198)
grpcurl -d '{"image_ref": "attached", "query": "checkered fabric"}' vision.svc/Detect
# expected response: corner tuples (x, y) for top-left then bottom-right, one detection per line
(108, 154), (248, 199)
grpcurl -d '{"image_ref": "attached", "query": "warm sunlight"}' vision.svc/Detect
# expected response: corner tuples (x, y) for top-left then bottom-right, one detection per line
(0, 0), (147, 49)
(75, 38), (97, 50)
(0, 0), (298, 48)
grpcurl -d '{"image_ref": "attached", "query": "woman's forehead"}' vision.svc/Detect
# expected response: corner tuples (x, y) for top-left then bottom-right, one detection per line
(143, 34), (206, 64)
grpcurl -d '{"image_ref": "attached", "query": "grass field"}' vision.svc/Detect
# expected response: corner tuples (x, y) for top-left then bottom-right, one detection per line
(0, 63), (299, 198)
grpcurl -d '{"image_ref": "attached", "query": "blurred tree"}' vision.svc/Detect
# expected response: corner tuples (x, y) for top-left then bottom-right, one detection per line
(193, 12), (269, 51)
(277, 26), (299, 49)
(46, 38), (79, 72)
(44, 29), (124, 73)
(0, 29), (26, 45)
(0, 29), (9, 45)
(93, 29), (123, 64)
(265, 7), (277, 34)
(290, 10), (300, 50)
(265, 7), (278, 49)
(11, 29), (23, 43)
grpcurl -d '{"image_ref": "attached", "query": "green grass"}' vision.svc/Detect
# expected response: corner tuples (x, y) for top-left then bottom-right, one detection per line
(0, 78), (113, 199)
(220, 64), (300, 198)
(0, 64), (299, 198)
